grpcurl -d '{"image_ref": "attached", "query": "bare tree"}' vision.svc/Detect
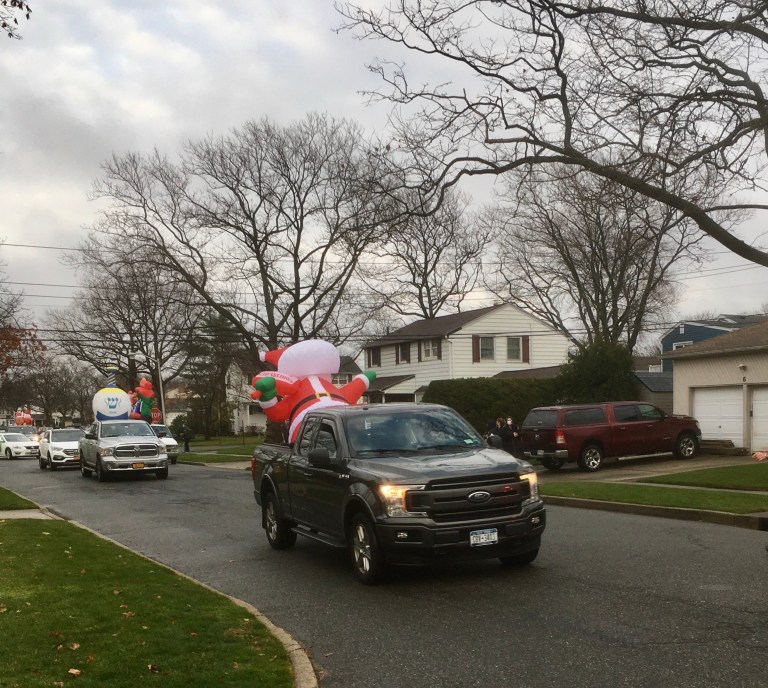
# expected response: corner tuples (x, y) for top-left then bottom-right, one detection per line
(1, 1), (31, 39)
(45, 235), (205, 391)
(89, 113), (397, 356)
(360, 188), (490, 318)
(486, 166), (704, 351)
(337, 0), (768, 267)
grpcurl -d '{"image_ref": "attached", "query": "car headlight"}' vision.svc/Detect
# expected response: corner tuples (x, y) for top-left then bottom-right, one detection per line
(100, 447), (115, 457)
(378, 484), (427, 517)
(520, 471), (539, 505)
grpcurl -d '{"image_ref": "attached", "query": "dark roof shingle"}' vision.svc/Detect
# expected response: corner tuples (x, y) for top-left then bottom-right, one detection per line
(664, 319), (768, 359)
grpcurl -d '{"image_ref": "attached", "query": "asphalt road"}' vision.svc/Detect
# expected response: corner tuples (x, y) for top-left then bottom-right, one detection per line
(2, 459), (767, 688)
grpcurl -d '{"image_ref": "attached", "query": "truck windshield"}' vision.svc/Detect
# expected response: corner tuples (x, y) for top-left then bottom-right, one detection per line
(345, 409), (483, 456)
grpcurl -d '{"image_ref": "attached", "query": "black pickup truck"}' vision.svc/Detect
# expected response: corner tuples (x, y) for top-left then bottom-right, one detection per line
(251, 403), (546, 583)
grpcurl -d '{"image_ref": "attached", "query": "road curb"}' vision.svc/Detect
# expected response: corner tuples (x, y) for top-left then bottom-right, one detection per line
(543, 495), (768, 531)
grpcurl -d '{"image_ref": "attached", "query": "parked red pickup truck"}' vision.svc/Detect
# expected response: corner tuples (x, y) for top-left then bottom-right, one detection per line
(521, 401), (701, 472)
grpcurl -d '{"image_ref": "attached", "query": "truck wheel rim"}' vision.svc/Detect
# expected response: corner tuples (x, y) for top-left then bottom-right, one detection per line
(585, 450), (600, 469)
(266, 502), (278, 540)
(353, 523), (371, 573)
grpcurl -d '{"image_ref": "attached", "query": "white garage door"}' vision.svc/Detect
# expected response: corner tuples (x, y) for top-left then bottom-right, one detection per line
(692, 386), (743, 445)
(750, 387), (768, 452)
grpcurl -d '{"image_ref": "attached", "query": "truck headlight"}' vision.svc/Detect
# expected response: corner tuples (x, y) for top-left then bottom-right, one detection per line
(100, 447), (114, 457)
(520, 472), (539, 505)
(378, 484), (427, 517)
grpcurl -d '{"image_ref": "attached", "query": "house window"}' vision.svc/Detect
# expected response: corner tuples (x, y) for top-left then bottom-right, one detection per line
(679, 325), (685, 334)
(507, 337), (522, 361)
(479, 336), (495, 361)
(422, 338), (439, 360)
(672, 341), (693, 350)
(397, 342), (411, 364)
(332, 373), (353, 385)
(367, 346), (381, 367)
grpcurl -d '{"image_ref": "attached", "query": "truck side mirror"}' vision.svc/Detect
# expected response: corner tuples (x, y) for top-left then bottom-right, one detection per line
(487, 434), (503, 449)
(308, 447), (332, 467)
(84, 431), (96, 440)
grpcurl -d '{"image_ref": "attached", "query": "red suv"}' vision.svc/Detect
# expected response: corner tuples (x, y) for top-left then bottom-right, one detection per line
(521, 402), (701, 472)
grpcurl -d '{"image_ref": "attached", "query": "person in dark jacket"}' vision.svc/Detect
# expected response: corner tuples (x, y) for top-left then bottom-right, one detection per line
(495, 416), (515, 454)
(505, 416), (522, 457)
(182, 425), (192, 453)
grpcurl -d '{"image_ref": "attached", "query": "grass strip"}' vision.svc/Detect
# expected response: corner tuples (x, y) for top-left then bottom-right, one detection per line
(640, 462), (768, 491)
(541, 481), (768, 514)
(0, 485), (37, 510)
(179, 453), (252, 464)
(0, 519), (292, 688)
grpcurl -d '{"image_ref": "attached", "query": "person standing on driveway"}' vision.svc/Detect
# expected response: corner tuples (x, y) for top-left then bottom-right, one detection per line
(182, 425), (192, 453)
(507, 416), (522, 457)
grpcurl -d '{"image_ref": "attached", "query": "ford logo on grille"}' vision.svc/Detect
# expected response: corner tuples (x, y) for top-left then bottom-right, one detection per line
(467, 490), (491, 504)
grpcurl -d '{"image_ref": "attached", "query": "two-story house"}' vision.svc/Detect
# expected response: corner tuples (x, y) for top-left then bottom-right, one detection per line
(661, 313), (768, 372)
(361, 303), (570, 403)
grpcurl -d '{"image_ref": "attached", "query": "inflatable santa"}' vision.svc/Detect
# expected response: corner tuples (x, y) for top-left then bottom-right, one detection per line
(251, 339), (375, 443)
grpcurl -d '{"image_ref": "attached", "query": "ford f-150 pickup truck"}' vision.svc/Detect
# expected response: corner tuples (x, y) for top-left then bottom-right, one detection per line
(251, 403), (546, 583)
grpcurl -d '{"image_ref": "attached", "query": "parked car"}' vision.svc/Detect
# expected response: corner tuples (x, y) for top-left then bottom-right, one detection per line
(38, 428), (85, 471)
(521, 401), (701, 472)
(0, 431), (40, 459)
(79, 419), (169, 482)
(150, 424), (179, 464)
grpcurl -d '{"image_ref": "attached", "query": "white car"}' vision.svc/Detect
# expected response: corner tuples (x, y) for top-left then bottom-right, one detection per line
(150, 424), (179, 464)
(38, 428), (85, 471)
(0, 432), (40, 459)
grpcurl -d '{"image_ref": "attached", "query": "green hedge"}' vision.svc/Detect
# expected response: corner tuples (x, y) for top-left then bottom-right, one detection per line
(422, 377), (559, 432)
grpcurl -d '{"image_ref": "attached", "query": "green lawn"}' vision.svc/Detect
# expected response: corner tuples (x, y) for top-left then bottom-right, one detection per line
(541, 481), (768, 513)
(179, 438), (263, 463)
(0, 516), (293, 688)
(0, 486), (37, 510)
(640, 462), (768, 491)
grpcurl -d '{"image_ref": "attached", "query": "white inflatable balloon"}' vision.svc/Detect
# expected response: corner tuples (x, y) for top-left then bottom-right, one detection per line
(92, 387), (132, 421)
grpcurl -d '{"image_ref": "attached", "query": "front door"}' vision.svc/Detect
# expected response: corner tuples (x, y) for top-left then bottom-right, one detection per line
(611, 404), (648, 457)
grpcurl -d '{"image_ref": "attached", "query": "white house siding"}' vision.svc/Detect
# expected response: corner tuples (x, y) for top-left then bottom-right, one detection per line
(452, 305), (569, 379)
(367, 304), (569, 396)
(372, 339), (453, 395)
(672, 351), (768, 450)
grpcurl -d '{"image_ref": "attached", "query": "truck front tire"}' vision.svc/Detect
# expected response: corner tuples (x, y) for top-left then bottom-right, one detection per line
(264, 492), (297, 550)
(349, 513), (387, 585)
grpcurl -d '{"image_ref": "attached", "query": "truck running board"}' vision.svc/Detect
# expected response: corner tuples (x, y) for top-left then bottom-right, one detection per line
(292, 526), (346, 549)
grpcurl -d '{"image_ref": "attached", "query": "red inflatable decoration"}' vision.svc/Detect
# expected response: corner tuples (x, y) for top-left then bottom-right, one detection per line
(251, 339), (375, 443)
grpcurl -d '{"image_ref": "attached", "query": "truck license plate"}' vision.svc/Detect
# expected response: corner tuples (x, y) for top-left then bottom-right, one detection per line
(132, 462), (145, 469)
(470, 528), (498, 547)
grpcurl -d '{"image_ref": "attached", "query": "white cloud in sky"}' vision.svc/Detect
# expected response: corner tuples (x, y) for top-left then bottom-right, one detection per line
(1, 0), (767, 327)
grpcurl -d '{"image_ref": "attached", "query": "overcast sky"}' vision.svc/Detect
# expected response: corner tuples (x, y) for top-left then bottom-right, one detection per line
(2, 0), (768, 342)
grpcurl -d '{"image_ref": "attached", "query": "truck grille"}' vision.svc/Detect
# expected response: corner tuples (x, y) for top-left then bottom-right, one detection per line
(406, 473), (530, 523)
(114, 443), (160, 459)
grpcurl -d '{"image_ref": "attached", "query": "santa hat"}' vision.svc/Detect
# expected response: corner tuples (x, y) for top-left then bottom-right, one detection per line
(259, 346), (288, 369)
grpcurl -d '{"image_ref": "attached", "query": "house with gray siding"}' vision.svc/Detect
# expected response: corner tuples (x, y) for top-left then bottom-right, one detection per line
(361, 303), (570, 402)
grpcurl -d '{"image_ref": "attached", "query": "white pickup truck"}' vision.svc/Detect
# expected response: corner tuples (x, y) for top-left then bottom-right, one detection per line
(79, 419), (169, 482)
